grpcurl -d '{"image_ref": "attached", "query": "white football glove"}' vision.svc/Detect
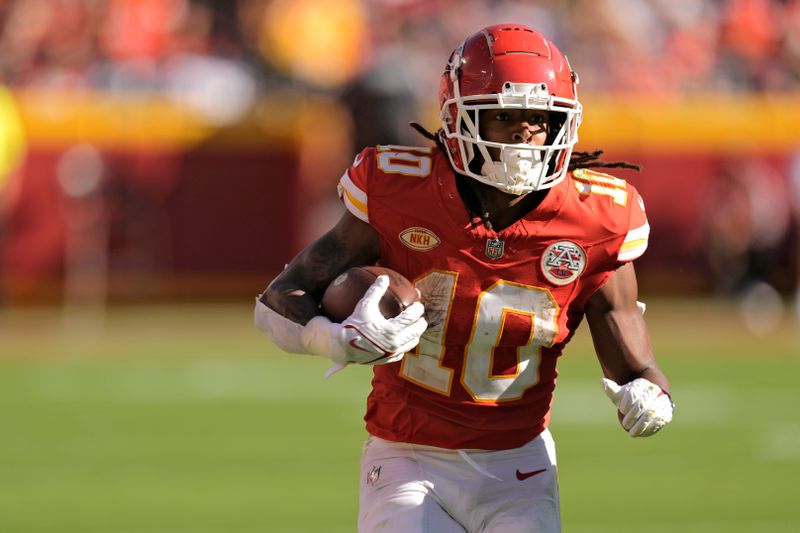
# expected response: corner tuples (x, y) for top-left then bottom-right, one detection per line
(601, 377), (674, 437)
(301, 275), (427, 367)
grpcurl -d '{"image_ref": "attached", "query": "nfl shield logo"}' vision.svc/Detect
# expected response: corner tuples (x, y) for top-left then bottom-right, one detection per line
(485, 238), (505, 260)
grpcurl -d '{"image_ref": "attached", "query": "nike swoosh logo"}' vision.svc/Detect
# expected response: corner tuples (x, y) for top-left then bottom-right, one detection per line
(515, 468), (546, 480)
(348, 338), (375, 353)
(346, 334), (391, 360)
(353, 153), (364, 167)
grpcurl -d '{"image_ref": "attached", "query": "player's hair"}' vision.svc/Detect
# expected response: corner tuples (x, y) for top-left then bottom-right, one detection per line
(567, 149), (640, 171)
(409, 123), (641, 172)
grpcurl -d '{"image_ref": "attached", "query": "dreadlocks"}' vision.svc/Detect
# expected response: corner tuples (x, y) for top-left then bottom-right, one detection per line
(409, 123), (641, 173)
(568, 150), (640, 171)
(410, 122), (441, 145)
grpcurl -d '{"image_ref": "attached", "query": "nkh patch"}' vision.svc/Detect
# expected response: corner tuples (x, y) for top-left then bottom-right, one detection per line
(399, 227), (441, 251)
(366, 465), (381, 486)
(485, 237), (505, 259)
(541, 240), (586, 285)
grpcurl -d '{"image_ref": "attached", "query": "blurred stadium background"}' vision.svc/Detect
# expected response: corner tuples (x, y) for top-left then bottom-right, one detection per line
(0, 0), (798, 531)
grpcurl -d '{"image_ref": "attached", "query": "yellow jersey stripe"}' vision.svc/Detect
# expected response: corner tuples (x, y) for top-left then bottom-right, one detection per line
(341, 189), (368, 222)
(339, 170), (367, 204)
(617, 222), (650, 262)
(338, 184), (368, 222)
(337, 170), (369, 222)
(625, 222), (650, 242)
(621, 238), (647, 252)
(617, 242), (648, 262)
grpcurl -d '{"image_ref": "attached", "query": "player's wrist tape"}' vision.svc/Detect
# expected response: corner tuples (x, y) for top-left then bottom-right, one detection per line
(253, 298), (348, 361)
(301, 315), (347, 362)
(254, 298), (307, 354)
(255, 279), (426, 368)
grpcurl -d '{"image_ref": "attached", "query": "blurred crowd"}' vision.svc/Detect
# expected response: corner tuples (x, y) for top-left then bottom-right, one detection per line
(0, 0), (797, 142)
(0, 0), (798, 140)
(0, 0), (798, 325)
(1, 0), (800, 94)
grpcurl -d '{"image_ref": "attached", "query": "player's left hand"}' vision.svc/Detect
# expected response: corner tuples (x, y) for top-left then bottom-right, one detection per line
(601, 377), (673, 437)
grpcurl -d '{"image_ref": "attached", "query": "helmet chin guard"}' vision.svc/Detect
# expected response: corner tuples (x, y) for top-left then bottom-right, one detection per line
(479, 143), (546, 196)
(439, 25), (582, 195)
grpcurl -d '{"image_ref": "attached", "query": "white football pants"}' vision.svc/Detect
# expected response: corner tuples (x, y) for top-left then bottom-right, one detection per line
(358, 429), (560, 533)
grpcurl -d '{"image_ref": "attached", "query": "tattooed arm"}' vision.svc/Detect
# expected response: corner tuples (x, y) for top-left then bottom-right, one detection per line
(261, 211), (381, 325)
(256, 210), (426, 367)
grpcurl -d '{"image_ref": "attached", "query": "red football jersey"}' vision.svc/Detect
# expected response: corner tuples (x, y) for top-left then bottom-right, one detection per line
(337, 145), (649, 450)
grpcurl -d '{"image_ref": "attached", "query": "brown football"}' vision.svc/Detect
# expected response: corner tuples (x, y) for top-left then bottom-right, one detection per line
(321, 266), (420, 323)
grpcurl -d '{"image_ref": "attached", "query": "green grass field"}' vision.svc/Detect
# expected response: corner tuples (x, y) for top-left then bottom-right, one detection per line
(1, 299), (798, 532)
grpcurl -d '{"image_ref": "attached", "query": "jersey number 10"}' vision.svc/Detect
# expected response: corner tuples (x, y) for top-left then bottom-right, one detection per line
(400, 270), (559, 403)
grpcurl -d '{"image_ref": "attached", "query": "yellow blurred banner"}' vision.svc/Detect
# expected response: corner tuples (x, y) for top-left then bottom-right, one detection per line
(13, 89), (349, 151)
(12, 89), (800, 153)
(15, 90), (212, 150)
(0, 85), (26, 185)
(580, 94), (800, 153)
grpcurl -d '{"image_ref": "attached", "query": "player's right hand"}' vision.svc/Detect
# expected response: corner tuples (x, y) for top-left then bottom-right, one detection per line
(301, 275), (427, 366)
(339, 275), (428, 364)
(601, 377), (674, 437)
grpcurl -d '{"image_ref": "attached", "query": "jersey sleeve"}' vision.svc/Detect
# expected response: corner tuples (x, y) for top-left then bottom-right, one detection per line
(337, 147), (373, 223)
(617, 186), (649, 263)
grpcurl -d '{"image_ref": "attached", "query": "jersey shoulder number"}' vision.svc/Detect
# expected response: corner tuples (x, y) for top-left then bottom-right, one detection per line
(572, 168), (629, 206)
(570, 168), (649, 262)
(374, 145), (434, 178)
(338, 145), (435, 223)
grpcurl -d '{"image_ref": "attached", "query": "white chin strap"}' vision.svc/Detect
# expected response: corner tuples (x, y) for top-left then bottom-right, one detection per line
(479, 144), (544, 196)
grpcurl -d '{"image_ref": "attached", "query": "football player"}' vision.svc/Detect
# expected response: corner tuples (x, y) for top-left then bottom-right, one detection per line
(255, 24), (674, 532)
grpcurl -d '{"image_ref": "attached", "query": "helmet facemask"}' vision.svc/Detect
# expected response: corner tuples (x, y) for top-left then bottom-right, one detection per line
(441, 81), (581, 196)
